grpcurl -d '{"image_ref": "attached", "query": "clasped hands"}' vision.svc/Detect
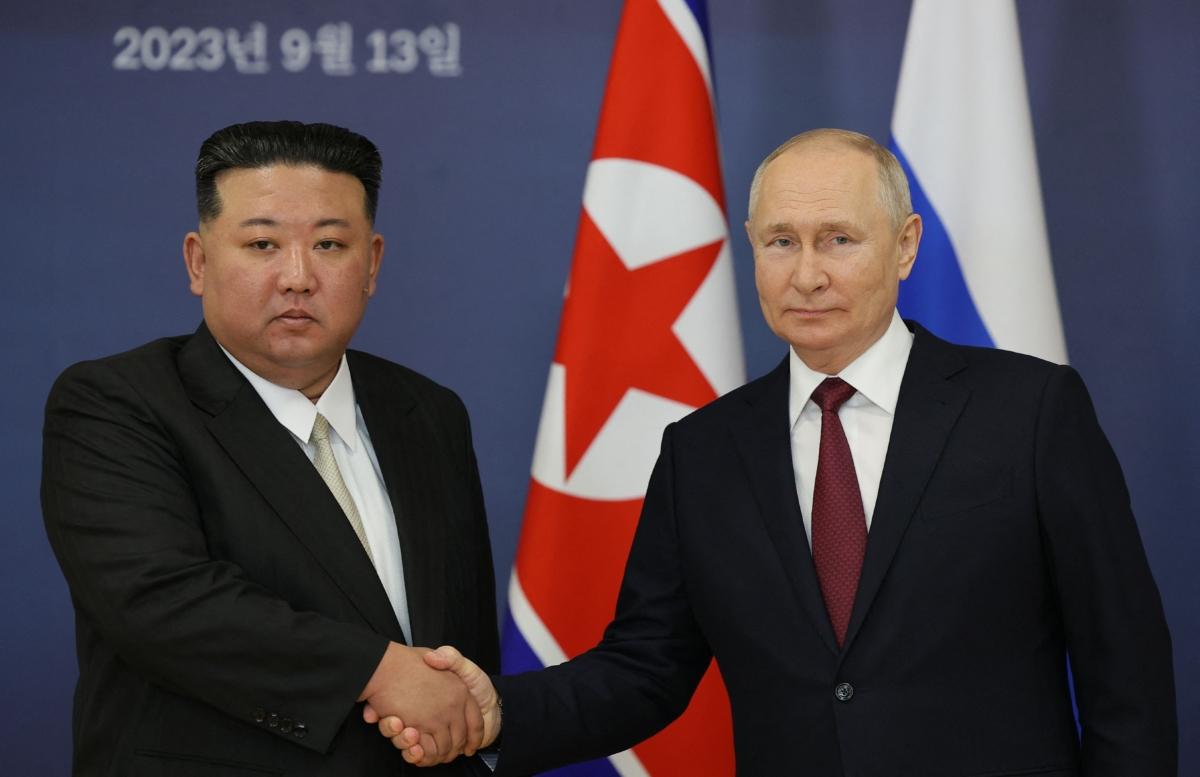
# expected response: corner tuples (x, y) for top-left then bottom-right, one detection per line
(359, 641), (499, 766)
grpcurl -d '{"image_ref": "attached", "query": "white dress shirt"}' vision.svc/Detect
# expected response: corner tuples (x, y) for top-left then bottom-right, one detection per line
(221, 348), (413, 643)
(788, 310), (913, 544)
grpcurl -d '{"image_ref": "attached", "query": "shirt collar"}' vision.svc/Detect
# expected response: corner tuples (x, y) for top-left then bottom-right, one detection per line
(788, 309), (914, 429)
(219, 347), (359, 451)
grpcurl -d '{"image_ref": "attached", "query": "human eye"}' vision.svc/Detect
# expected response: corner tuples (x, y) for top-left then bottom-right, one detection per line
(822, 230), (855, 248)
(314, 239), (344, 251)
(247, 239), (275, 251)
(770, 236), (794, 248)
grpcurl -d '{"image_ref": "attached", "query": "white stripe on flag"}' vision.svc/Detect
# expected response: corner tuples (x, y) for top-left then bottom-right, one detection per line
(507, 571), (567, 667)
(508, 573), (651, 777)
(892, 0), (1067, 363)
(656, 0), (712, 90)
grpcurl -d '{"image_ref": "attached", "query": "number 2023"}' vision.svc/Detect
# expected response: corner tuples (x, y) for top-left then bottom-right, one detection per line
(112, 26), (227, 71)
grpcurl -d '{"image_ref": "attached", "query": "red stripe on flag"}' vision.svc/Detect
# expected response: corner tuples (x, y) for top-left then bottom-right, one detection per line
(515, 480), (642, 657)
(592, 0), (725, 207)
(507, 0), (737, 773)
(516, 484), (736, 777)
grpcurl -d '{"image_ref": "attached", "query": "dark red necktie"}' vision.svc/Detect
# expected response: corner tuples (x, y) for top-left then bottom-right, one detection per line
(810, 377), (866, 647)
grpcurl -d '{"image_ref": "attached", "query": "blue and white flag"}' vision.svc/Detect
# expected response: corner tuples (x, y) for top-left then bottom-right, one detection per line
(891, 0), (1067, 362)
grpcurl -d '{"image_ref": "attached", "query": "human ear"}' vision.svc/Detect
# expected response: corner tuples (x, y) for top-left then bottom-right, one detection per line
(183, 232), (207, 296)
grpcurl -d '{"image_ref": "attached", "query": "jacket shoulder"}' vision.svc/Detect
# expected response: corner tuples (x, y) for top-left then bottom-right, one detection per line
(48, 334), (193, 404)
(918, 328), (1075, 393)
(55, 334), (190, 377)
(669, 361), (786, 438)
(345, 349), (469, 415)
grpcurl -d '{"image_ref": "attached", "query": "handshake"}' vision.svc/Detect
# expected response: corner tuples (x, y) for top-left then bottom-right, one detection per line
(358, 642), (500, 766)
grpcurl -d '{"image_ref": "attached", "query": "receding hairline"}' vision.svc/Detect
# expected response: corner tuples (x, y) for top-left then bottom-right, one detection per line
(747, 128), (912, 229)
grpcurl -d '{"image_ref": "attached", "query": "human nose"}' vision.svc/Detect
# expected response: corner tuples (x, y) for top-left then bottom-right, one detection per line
(789, 246), (828, 294)
(278, 246), (316, 295)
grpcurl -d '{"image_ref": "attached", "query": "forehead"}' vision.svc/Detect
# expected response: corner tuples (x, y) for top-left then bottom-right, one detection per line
(213, 164), (367, 221)
(756, 144), (881, 222)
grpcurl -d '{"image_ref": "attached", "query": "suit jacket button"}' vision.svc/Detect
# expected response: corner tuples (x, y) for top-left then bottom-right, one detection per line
(293, 723), (308, 739)
(279, 717), (293, 734)
(834, 682), (855, 702)
(268, 712), (280, 728)
(252, 707), (266, 724)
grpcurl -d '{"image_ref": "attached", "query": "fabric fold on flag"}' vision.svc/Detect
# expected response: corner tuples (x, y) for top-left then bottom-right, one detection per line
(501, 1), (743, 775)
(892, 0), (1067, 363)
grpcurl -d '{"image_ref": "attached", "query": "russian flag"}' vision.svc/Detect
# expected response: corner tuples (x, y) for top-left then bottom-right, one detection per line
(891, 0), (1068, 362)
(499, 1), (742, 775)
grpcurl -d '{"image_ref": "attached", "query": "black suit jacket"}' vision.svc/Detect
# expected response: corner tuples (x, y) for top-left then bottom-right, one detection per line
(42, 324), (499, 776)
(493, 323), (1176, 777)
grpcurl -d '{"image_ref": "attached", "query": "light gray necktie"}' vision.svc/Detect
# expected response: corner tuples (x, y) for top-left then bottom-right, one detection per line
(309, 413), (374, 564)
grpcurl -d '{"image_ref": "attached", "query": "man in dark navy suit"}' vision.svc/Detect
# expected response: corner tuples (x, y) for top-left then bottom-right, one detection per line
(380, 129), (1177, 777)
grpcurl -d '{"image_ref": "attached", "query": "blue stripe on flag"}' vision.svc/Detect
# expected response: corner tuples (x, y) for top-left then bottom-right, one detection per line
(682, 0), (711, 42)
(499, 610), (545, 675)
(500, 611), (622, 777)
(537, 757), (622, 777)
(890, 139), (995, 348)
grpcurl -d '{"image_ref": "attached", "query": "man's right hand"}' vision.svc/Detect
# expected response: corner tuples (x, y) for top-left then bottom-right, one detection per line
(372, 645), (501, 766)
(358, 642), (484, 763)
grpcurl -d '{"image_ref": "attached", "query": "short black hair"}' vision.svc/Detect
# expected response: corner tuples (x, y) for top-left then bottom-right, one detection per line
(195, 120), (382, 223)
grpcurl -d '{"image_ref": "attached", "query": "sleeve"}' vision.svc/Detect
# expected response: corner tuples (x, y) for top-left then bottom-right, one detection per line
(493, 423), (712, 776)
(40, 360), (388, 753)
(456, 394), (501, 674)
(1034, 365), (1178, 776)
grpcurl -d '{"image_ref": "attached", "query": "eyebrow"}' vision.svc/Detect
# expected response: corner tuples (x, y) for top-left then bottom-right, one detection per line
(236, 217), (353, 229)
(761, 219), (859, 233)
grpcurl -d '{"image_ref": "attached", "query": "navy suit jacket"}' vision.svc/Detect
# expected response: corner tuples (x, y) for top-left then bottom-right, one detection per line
(42, 324), (499, 776)
(493, 322), (1176, 777)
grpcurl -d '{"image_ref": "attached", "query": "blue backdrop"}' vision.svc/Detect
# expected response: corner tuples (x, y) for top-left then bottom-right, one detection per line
(3, 1), (1196, 773)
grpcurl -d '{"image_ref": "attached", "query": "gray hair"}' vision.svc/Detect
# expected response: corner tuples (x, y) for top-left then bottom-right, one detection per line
(747, 128), (912, 230)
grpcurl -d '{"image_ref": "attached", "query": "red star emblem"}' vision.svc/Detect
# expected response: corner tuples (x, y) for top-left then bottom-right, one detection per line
(555, 210), (722, 479)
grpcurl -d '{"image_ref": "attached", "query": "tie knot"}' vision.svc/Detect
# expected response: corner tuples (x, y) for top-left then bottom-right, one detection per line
(811, 377), (857, 413)
(310, 413), (332, 444)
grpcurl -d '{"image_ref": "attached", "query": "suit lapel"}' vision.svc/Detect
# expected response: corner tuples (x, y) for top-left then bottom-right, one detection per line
(841, 324), (969, 651)
(731, 359), (841, 655)
(350, 354), (446, 649)
(178, 325), (402, 639)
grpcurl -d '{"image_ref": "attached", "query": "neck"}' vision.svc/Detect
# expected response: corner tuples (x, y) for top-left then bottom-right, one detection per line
(793, 345), (864, 376)
(218, 344), (341, 401)
(293, 362), (339, 401)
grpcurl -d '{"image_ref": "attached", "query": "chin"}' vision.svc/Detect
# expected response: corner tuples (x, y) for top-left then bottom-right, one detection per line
(264, 344), (325, 367)
(777, 323), (840, 350)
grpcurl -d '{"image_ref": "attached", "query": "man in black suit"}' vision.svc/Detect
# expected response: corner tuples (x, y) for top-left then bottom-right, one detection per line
(41, 121), (499, 775)
(381, 129), (1177, 776)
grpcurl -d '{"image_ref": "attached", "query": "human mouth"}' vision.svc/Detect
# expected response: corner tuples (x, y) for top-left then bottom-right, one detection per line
(787, 308), (834, 319)
(275, 308), (316, 326)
